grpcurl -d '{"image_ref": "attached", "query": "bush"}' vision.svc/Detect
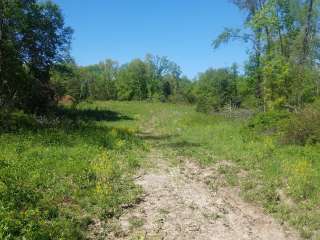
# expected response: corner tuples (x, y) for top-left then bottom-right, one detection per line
(247, 110), (290, 133)
(196, 96), (220, 113)
(282, 101), (320, 145)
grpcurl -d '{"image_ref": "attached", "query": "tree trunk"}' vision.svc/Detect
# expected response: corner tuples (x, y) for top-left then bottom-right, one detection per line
(275, 7), (285, 56)
(254, 29), (263, 101)
(0, 0), (4, 84)
(264, 26), (272, 53)
(302, 0), (314, 63)
(0, 0), (4, 108)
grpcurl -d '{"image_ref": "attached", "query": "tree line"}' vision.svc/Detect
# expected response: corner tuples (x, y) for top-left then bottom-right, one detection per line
(51, 54), (195, 104)
(214, 0), (320, 112)
(1, 0), (320, 114)
(51, 55), (247, 113)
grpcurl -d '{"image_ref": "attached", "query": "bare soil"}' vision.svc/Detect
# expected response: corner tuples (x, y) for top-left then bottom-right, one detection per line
(97, 148), (299, 240)
(89, 117), (300, 240)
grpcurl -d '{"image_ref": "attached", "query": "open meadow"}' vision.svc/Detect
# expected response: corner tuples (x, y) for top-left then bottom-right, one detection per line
(3, 1), (320, 238)
(1, 101), (320, 239)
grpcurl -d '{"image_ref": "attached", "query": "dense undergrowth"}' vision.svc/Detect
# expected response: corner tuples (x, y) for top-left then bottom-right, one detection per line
(0, 102), (147, 239)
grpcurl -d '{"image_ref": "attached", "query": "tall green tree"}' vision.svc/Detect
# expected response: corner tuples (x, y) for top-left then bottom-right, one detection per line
(0, 0), (72, 113)
(195, 68), (239, 112)
(144, 54), (182, 100)
(214, 0), (320, 111)
(116, 59), (148, 100)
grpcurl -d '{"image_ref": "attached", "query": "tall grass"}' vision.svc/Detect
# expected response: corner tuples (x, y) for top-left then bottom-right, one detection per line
(0, 103), (146, 239)
(145, 104), (320, 238)
(1, 101), (320, 238)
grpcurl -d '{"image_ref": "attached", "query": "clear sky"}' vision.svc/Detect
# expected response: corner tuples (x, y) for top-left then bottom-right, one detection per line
(53, 0), (249, 78)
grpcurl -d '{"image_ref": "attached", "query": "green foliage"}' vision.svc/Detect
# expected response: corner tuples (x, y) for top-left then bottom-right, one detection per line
(116, 59), (149, 100)
(0, 0), (72, 113)
(247, 110), (290, 132)
(3, 0), (320, 237)
(80, 59), (119, 100)
(282, 100), (320, 145)
(140, 101), (320, 238)
(215, 0), (320, 111)
(0, 103), (146, 239)
(51, 60), (80, 99)
(53, 54), (194, 104)
(195, 67), (240, 112)
(261, 53), (290, 110)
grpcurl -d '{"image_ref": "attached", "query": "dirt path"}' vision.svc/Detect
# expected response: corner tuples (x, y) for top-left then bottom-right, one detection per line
(104, 146), (299, 240)
(89, 115), (300, 240)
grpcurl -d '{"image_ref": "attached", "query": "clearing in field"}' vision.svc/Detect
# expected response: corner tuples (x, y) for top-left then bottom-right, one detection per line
(3, 1), (320, 239)
(2, 101), (320, 239)
(87, 101), (318, 239)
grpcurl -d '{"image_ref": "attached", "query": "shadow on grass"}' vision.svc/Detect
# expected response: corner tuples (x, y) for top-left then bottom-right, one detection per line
(0, 107), (135, 148)
(1, 107), (138, 148)
(162, 140), (201, 148)
(32, 124), (140, 149)
(138, 132), (179, 141)
(55, 107), (133, 122)
(137, 131), (201, 149)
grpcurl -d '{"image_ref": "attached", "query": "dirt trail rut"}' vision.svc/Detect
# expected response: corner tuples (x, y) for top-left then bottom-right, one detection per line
(110, 148), (299, 240)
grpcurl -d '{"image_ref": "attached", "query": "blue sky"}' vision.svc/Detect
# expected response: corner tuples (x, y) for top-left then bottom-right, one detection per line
(54, 0), (249, 78)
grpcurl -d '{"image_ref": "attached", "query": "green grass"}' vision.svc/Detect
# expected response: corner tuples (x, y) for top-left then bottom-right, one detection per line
(143, 103), (320, 238)
(0, 102), (148, 239)
(128, 216), (144, 230)
(100, 101), (320, 238)
(1, 101), (320, 239)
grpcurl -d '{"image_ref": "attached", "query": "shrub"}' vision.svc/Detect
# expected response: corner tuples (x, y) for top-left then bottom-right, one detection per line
(196, 96), (220, 113)
(282, 101), (320, 145)
(247, 110), (290, 133)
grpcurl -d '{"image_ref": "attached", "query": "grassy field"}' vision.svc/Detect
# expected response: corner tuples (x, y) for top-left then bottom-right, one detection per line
(1, 101), (320, 239)
(99, 101), (320, 238)
(0, 102), (148, 239)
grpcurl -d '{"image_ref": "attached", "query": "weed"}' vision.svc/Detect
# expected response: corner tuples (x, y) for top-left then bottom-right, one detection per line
(129, 101), (320, 238)
(2, 101), (320, 238)
(0, 102), (146, 239)
(128, 217), (144, 230)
